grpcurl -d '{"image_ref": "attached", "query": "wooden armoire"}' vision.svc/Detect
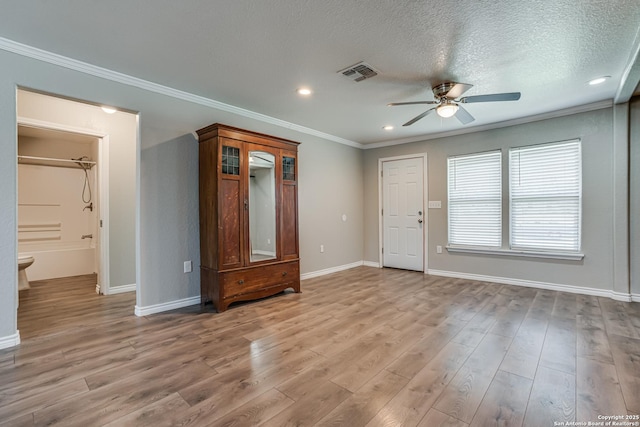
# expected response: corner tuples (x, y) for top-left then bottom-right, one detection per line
(197, 124), (300, 312)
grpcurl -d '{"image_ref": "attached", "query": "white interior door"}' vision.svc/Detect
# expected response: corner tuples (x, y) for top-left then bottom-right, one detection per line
(382, 157), (424, 271)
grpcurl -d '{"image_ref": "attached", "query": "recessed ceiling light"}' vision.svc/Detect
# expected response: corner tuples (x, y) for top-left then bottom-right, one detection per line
(383, 125), (394, 131)
(296, 88), (312, 96)
(588, 76), (610, 86)
(101, 106), (117, 114)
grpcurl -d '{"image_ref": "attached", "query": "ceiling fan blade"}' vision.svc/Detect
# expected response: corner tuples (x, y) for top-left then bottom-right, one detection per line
(388, 101), (438, 106)
(455, 105), (475, 125)
(444, 83), (473, 99)
(459, 92), (521, 103)
(403, 108), (435, 126)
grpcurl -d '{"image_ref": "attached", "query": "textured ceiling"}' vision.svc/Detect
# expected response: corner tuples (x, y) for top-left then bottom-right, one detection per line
(1, 0), (639, 145)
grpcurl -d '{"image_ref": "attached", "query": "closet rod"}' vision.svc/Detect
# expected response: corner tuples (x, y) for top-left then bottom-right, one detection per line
(17, 155), (96, 166)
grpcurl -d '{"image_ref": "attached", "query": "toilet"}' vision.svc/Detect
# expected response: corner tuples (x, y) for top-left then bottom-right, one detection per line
(18, 255), (34, 290)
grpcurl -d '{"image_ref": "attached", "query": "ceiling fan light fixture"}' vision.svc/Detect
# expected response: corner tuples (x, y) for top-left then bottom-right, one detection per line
(436, 103), (459, 118)
(382, 125), (394, 131)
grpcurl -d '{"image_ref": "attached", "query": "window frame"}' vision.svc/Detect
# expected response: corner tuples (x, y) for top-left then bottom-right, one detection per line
(508, 139), (583, 254)
(447, 150), (503, 249)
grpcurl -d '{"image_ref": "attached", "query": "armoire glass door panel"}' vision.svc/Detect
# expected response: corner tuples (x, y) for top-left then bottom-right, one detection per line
(248, 150), (277, 262)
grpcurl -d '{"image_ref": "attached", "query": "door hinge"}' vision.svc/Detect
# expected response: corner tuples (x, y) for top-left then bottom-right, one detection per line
(381, 170), (383, 177)
(381, 208), (383, 216)
(382, 247), (384, 254)
(100, 220), (103, 228)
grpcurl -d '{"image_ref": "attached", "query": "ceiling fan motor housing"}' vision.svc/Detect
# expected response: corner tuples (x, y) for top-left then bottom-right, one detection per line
(432, 82), (459, 99)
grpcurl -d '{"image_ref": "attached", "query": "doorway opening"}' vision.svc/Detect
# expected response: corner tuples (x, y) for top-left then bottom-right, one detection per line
(16, 89), (138, 340)
(378, 154), (428, 272)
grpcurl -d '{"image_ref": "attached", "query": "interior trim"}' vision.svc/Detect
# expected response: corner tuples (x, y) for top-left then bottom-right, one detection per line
(0, 36), (362, 149)
(107, 283), (136, 295)
(427, 269), (630, 302)
(446, 245), (585, 261)
(300, 261), (364, 280)
(134, 296), (201, 317)
(0, 331), (20, 350)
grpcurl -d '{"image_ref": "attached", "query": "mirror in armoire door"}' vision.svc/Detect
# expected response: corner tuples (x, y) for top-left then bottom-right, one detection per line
(248, 150), (277, 262)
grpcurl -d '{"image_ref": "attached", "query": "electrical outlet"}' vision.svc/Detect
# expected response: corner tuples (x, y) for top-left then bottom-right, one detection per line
(320, 244), (324, 253)
(184, 260), (192, 273)
(436, 245), (443, 254)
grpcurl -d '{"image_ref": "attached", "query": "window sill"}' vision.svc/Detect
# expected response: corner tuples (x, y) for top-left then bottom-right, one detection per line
(445, 245), (584, 261)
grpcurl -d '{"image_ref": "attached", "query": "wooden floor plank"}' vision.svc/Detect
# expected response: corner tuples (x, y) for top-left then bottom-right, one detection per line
(469, 370), (532, 427)
(607, 334), (640, 413)
(433, 333), (512, 423)
(576, 357), (627, 422)
(316, 369), (408, 427)
(539, 316), (577, 375)
(208, 389), (294, 427)
(260, 380), (351, 427)
(499, 317), (548, 379)
(365, 341), (475, 427)
(417, 408), (469, 427)
(1, 267), (638, 426)
(523, 365), (575, 427)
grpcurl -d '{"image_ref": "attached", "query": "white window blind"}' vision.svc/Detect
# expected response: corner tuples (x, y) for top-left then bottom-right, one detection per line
(509, 140), (581, 252)
(448, 151), (502, 247)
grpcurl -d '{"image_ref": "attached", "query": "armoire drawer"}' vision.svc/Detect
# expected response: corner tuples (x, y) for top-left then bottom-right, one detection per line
(221, 261), (299, 297)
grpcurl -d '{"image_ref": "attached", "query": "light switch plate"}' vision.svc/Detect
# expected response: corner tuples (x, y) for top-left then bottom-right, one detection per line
(428, 201), (442, 209)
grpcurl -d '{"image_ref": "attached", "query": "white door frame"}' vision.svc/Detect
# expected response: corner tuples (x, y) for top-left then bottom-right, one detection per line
(17, 116), (111, 294)
(378, 153), (428, 272)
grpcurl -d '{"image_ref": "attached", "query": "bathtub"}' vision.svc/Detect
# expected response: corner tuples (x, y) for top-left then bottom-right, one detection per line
(21, 245), (96, 281)
(18, 219), (97, 282)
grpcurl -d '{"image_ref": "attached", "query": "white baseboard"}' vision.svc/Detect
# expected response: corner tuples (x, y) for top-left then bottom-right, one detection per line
(135, 296), (200, 317)
(363, 261), (381, 268)
(107, 284), (136, 295)
(301, 261), (367, 280)
(427, 269), (636, 301)
(0, 331), (20, 350)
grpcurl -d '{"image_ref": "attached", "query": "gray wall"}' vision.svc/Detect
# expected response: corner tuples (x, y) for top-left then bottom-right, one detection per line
(364, 108), (619, 292)
(631, 97), (640, 295)
(0, 49), (365, 341)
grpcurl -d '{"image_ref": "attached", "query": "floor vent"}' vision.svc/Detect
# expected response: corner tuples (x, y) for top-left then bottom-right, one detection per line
(338, 62), (379, 82)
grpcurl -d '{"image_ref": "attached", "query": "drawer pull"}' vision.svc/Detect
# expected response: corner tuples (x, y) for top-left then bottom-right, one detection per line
(238, 279), (244, 284)
(282, 271), (287, 277)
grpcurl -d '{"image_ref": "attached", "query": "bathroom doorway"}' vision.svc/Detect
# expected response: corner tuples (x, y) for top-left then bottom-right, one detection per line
(17, 123), (108, 292)
(16, 89), (138, 337)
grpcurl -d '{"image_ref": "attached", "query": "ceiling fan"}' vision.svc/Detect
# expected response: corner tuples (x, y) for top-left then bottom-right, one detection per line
(388, 82), (521, 126)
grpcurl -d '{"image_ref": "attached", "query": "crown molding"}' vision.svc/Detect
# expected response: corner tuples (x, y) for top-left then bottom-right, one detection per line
(0, 37), (619, 152)
(362, 99), (614, 149)
(0, 37), (362, 149)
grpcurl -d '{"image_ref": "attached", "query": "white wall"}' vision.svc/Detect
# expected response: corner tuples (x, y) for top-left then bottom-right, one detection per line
(18, 163), (96, 280)
(364, 107), (627, 296)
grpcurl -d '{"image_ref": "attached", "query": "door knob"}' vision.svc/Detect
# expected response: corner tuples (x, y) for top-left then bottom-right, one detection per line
(418, 219), (423, 224)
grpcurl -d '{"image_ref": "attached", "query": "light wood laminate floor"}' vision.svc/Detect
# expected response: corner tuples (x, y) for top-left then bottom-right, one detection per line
(2, 267), (640, 426)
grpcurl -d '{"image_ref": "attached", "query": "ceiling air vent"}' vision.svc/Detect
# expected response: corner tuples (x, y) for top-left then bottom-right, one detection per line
(338, 62), (379, 82)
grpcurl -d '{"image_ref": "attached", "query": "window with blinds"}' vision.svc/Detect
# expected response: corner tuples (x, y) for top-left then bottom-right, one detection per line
(509, 140), (582, 252)
(448, 151), (502, 247)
